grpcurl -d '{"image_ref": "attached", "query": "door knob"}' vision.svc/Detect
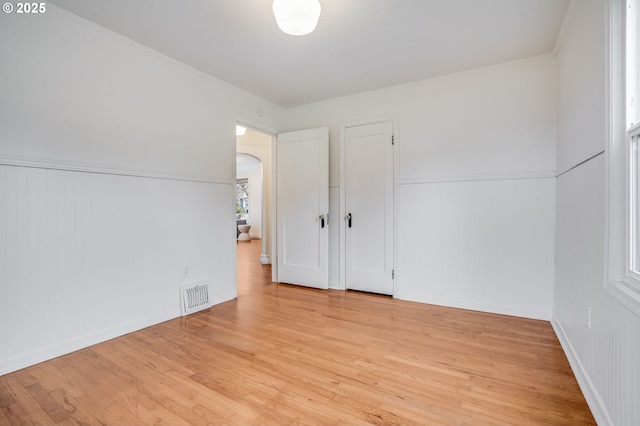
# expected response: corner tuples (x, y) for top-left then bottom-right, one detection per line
(347, 213), (352, 228)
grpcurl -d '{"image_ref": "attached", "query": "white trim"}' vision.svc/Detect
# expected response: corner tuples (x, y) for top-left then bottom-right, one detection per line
(235, 117), (279, 137)
(393, 117), (400, 298)
(399, 170), (556, 186)
(394, 292), (551, 321)
(209, 289), (238, 306)
(605, 0), (640, 317)
(271, 130), (279, 283)
(0, 154), (226, 184)
(328, 280), (341, 290)
(630, 121), (640, 135)
(556, 146), (607, 176)
(606, 281), (640, 317)
(233, 117), (279, 279)
(0, 308), (179, 376)
(551, 319), (613, 426)
(556, 150), (606, 178)
(0, 288), (238, 376)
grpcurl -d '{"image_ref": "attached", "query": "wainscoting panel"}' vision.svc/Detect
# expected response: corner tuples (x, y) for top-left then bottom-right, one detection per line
(0, 164), (236, 375)
(396, 177), (555, 320)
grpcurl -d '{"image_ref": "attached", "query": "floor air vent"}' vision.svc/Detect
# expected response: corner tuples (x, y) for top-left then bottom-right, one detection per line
(180, 281), (212, 316)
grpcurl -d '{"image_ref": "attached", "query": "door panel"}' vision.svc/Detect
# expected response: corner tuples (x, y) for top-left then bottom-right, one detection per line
(345, 121), (394, 295)
(276, 127), (329, 289)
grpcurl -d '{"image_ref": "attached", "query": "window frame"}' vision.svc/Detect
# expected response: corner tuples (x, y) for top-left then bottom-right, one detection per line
(606, 0), (640, 318)
(629, 124), (640, 274)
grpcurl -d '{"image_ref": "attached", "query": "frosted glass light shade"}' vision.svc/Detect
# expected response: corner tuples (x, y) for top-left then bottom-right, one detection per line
(272, 0), (321, 36)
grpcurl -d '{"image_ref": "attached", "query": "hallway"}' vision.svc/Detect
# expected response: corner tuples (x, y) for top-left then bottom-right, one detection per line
(237, 240), (272, 296)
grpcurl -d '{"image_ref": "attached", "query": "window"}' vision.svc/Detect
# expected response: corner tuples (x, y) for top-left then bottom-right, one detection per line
(236, 179), (249, 217)
(627, 0), (639, 129)
(607, 0), (640, 317)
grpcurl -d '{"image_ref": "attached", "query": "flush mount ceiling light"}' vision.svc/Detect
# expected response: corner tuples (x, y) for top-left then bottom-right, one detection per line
(272, 0), (321, 36)
(236, 125), (247, 136)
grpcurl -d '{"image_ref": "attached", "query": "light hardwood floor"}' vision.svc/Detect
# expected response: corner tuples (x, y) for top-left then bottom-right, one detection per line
(1, 240), (595, 425)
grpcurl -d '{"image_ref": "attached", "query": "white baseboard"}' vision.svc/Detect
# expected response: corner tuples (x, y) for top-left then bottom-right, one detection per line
(0, 291), (237, 376)
(394, 292), (551, 320)
(551, 319), (612, 426)
(0, 308), (179, 376)
(209, 290), (237, 306)
(329, 280), (342, 290)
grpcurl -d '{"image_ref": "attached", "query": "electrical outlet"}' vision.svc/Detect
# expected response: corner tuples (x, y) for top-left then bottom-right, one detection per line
(585, 306), (592, 329)
(183, 266), (190, 278)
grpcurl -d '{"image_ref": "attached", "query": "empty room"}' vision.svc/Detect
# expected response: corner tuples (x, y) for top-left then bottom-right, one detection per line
(0, 0), (638, 424)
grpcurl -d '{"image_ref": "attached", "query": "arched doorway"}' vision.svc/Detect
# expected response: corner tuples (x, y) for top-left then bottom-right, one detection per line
(236, 127), (274, 267)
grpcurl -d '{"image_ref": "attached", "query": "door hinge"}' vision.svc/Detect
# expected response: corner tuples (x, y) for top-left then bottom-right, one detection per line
(391, 135), (395, 145)
(392, 270), (395, 279)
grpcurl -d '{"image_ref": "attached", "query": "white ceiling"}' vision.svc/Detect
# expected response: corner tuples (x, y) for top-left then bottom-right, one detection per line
(49, 0), (570, 108)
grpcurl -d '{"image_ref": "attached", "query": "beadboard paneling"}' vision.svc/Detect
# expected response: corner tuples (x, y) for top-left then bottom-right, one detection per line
(553, 1), (640, 423)
(554, 153), (640, 425)
(0, 164), (236, 375)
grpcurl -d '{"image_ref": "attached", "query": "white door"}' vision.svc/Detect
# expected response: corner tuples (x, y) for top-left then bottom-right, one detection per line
(344, 121), (394, 295)
(276, 127), (329, 289)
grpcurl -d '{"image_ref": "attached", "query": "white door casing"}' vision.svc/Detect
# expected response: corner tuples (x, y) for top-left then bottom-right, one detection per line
(343, 120), (395, 295)
(276, 127), (329, 289)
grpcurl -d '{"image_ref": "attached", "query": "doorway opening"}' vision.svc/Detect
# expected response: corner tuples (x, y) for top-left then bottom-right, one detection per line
(236, 125), (275, 291)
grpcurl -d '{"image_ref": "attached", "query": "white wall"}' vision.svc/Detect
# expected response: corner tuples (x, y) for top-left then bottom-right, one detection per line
(0, 8), (282, 180)
(553, 1), (640, 424)
(555, 0), (607, 175)
(0, 6), (283, 374)
(398, 179), (555, 319)
(285, 54), (557, 319)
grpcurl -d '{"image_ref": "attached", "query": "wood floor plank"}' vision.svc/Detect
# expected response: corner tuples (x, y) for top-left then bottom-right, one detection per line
(0, 240), (595, 425)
